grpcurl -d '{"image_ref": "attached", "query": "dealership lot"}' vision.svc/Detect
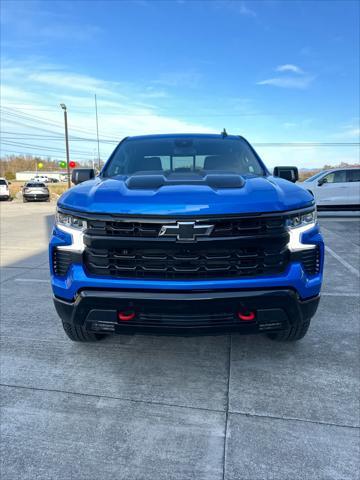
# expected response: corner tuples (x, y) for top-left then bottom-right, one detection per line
(0, 202), (359, 479)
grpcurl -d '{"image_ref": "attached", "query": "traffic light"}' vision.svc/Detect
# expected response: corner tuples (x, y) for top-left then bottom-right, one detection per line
(69, 161), (76, 168)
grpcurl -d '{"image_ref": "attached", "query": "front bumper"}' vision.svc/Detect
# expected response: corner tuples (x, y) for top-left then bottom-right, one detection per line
(50, 222), (324, 301)
(54, 289), (320, 335)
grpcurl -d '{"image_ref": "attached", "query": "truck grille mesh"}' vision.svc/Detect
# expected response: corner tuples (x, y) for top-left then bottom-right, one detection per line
(84, 244), (289, 279)
(83, 215), (291, 280)
(86, 217), (285, 238)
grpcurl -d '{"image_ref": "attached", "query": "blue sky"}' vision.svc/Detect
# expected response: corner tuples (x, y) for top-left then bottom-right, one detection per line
(1, 0), (359, 168)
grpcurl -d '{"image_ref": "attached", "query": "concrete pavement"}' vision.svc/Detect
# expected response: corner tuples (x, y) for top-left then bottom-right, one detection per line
(0, 202), (359, 479)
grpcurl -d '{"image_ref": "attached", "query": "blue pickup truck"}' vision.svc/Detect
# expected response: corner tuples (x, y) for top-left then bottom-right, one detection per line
(50, 133), (324, 342)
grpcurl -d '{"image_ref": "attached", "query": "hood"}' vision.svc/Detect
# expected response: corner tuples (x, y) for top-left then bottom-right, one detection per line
(58, 175), (314, 216)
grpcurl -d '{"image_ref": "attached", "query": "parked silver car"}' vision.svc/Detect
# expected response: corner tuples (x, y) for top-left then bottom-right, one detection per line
(22, 182), (50, 202)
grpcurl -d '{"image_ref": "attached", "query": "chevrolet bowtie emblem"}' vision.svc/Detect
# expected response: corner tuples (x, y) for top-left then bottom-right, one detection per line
(159, 221), (214, 242)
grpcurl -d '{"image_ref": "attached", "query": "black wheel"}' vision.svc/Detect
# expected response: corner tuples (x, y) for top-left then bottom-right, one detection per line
(62, 321), (106, 342)
(267, 318), (311, 342)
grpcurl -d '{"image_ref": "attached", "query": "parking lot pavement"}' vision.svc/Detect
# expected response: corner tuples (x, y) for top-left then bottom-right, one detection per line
(0, 203), (359, 480)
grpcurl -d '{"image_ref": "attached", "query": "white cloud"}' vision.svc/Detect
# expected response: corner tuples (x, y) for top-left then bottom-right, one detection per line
(1, 1), (102, 44)
(235, 2), (257, 17)
(28, 72), (117, 96)
(276, 64), (304, 75)
(333, 122), (360, 140)
(0, 59), (214, 162)
(154, 71), (201, 88)
(257, 76), (314, 89)
(211, 1), (257, 17)
(258, 63), (314, 89)
(256, 145), (360, 169)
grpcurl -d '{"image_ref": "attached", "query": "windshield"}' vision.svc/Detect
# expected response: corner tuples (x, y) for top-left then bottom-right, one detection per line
(0, 179), (7, 185)
(103, 137), (266, 178)
(304, 171), (326, 182)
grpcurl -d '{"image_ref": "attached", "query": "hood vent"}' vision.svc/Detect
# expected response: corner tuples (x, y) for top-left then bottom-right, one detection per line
(126, 172), (245, 190)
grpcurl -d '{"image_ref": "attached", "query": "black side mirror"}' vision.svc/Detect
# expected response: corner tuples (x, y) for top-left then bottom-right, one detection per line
(71, 168), (95, 185)
(318, 177), (327, 186)
(273, 166), (299, 183)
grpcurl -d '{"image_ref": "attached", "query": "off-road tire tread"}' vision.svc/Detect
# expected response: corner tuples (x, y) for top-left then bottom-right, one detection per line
(267, 319), (311, 342)
(62, 321), (105, 342)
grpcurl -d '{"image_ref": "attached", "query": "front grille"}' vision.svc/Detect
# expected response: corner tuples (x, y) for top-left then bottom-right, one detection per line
(86, 216), (286, 238)
(84, 244), (289, 279)
(52, 248), (72, 276)
(83, 214), (291, 280)
(300, 247), (321, 275)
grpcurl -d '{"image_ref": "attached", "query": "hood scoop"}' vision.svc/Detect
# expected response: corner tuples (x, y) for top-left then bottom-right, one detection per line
(126, 172), (245, 190)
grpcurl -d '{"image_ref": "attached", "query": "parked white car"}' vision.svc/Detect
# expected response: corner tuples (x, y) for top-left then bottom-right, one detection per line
(31, 174), (49, 183)
(298, 168), (360, 209)
(0, 177), (10, 201)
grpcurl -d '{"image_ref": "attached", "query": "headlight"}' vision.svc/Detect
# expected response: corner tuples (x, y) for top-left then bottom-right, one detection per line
(55, 210), (87, 230)
(287, 208), (317, 252)
(287, 209), (317, 229)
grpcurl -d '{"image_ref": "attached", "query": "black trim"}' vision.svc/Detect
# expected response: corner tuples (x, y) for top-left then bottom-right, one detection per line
(125, 172), (246, 190)
(54, 289), (320, 336)
(318, 204), (360, 212)
(56, 204), (315, 221)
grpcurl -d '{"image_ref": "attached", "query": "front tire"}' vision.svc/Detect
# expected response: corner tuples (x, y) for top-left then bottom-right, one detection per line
(267, 318), (311, 342)
(62, 321), (106, 342)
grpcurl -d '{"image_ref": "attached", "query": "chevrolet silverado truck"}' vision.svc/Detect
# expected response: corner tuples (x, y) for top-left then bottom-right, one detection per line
(50, 133), (324, 342)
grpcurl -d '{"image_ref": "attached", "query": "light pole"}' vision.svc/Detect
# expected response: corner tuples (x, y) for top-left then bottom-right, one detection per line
(94, 94), (101, 170)
(60, 103), (71, 188)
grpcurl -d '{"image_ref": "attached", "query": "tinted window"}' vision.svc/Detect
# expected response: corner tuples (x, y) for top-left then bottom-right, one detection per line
(323, 171), (346, 183)
(26, 183), (46, 187)
(104, 137), (265, 178)
(304, 171), (326, 182)
(0, 179), (7, 185)
(347, 169), (360, 182)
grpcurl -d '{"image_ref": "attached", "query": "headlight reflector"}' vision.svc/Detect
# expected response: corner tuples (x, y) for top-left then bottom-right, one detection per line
(56, 211), (86, 230)
(287, 209), (316, 229)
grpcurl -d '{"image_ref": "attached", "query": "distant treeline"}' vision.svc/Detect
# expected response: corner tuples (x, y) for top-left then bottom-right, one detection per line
(0, 155), (93, 179)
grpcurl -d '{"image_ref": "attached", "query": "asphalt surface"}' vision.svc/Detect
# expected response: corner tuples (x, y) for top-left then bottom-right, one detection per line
(0, 202), (359, 480)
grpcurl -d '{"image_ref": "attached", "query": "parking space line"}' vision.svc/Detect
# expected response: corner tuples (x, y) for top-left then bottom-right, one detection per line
(14, 278), (49, 283)
(322, 292), (360, 297)
(321, 225), (360, 249)
(325, 246), (360, 277)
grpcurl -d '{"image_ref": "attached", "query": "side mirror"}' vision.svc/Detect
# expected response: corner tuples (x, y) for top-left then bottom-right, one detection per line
(318, 177), (327, 186)
(71, 168), (95, 185)
(273, 166), (299, 183)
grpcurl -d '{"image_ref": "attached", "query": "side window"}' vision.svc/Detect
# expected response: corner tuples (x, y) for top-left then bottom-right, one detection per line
(324, 171), (346, 183)
(346, 170), (360, 182)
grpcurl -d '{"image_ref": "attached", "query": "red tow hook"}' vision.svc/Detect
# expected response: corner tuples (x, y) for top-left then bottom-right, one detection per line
(237, 311), (256, 321)
(117, 310), (136, 322)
